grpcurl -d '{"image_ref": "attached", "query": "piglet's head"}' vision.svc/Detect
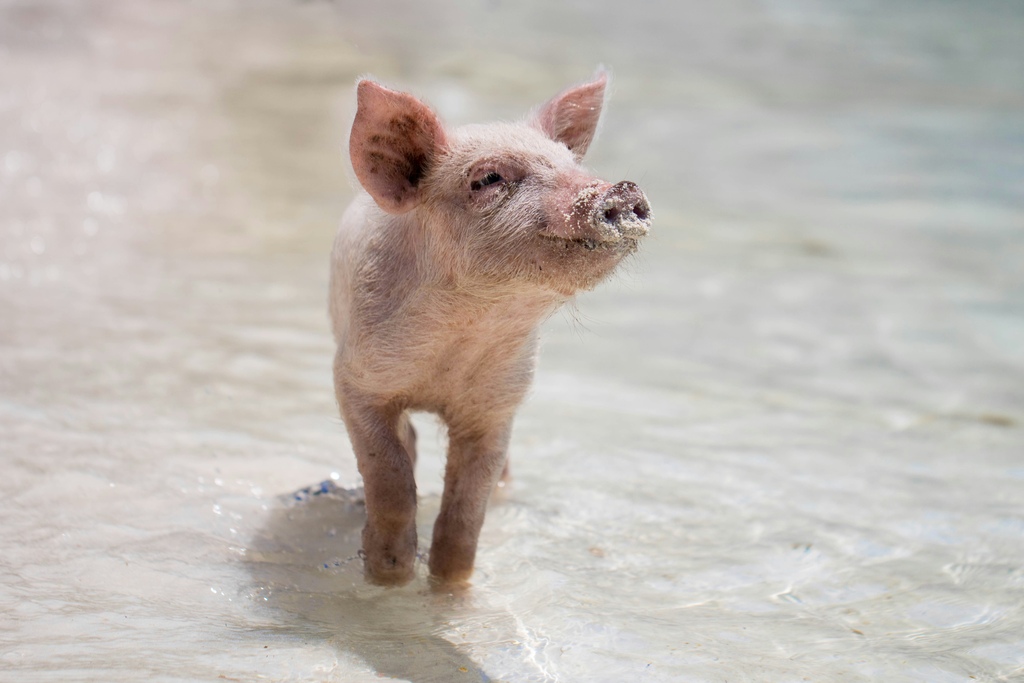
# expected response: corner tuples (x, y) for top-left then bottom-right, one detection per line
(349, 72), (651, 294)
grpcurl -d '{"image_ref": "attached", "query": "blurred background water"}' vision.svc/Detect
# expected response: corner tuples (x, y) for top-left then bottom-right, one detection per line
(1, 0), (1022, 681)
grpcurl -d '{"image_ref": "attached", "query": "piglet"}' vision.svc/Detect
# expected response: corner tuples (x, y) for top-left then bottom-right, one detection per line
(329, 71), (651, 585)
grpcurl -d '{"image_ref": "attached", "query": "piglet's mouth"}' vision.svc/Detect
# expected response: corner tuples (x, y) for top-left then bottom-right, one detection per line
(539, 233), (639, 251)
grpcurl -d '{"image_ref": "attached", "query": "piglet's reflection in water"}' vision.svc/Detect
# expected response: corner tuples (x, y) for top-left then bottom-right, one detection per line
(246, 481), (540, 683)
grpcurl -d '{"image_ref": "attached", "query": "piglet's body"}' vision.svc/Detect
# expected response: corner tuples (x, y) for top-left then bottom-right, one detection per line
(329, 72), (651, 585)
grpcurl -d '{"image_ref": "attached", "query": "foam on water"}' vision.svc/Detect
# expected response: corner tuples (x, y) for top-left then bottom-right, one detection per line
(2, 0), (1022, 681)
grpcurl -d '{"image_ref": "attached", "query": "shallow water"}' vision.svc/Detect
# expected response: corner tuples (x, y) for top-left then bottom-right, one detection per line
(2, 0), (1022, 681)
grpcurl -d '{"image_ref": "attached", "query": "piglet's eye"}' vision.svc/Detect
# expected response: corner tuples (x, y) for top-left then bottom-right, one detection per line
(470, 171), (503, 192)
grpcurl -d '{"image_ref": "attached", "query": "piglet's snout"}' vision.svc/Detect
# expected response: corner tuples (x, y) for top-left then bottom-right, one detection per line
(593, 181), (651, 242)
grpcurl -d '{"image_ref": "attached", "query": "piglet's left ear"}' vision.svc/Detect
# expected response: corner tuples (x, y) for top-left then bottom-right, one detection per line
(533, 70), (608, 160)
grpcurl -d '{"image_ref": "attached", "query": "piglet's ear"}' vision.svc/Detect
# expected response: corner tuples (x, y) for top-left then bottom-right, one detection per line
(534, 70), (608, 160)
(350, 80), (447, 214)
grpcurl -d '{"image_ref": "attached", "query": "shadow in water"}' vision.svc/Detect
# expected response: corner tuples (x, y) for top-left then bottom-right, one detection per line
(243, 482), (493, 683)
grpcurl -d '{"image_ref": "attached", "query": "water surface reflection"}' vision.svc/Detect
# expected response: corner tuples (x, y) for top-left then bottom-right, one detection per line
(2, 0), (1022, 681)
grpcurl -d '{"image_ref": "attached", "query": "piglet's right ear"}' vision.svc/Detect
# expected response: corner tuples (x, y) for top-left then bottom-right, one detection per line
(534, 71), (607, 161)
(349, 81), (446, 214)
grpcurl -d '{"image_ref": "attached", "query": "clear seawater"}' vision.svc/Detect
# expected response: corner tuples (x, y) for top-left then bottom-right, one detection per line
(1, 0), (1022, 681)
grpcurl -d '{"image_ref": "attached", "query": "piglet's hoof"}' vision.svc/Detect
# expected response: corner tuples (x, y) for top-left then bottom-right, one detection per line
(362, 528), (417, 586)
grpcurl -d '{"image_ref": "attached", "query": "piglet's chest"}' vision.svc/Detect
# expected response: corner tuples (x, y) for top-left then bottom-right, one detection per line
(385, 289), (557, 406)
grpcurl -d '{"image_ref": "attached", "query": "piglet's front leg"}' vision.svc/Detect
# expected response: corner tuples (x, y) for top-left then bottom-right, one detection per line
(336, 386), (419, 585)
(429, 419), (513, 583)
